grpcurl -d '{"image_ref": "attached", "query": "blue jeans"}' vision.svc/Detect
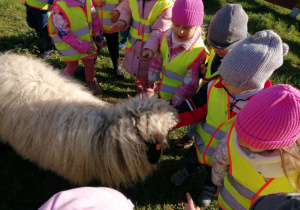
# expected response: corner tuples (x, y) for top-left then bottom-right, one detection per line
(25, 5), (53, 52)
(187, 123), (198, 139)
(184, 144), (215, 187)
(119, 27), (130, 40)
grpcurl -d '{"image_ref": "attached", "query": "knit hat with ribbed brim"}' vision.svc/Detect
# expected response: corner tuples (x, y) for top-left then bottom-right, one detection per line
(171, 0), (204, 26)
(39, 187), (134, 210)
(235, 84), (300, 150)
(218, 30), (289, 91)
(207, 4), (248, 50)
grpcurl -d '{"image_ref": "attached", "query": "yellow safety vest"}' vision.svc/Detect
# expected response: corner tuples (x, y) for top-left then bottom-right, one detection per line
(218, 125), (298, 210)
(126, 0), (173, 49)
(204, 49), (220, 80)
(95, 0), (120, 33)
(25, 0), (48, 10)
(47, 0), (97, 61)
(195, 78), (234, 166)
(158, 29), (209, 100)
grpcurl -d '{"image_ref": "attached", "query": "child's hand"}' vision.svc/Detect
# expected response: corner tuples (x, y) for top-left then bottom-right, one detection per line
(140, 49), (154, 61)
(184, 193), (201, 210)
(94, 36), (105, 50)
(87, 43), (96, 55)
(93, 0), (106, 7)
(213, 186), (221, 198)
(47, 4), (53, 11)
(200, 64), (207, 76)
(109, 20), (126, 31)
(95, 40), (105, 50)
(110, 10), (120, 23)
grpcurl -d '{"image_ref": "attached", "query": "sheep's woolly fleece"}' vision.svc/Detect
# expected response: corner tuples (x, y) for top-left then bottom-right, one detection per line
(0, 53), (178, 188)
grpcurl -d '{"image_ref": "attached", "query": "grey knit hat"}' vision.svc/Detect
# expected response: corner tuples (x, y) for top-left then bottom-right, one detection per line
(207, 4), (248, 50)
(218, 30), (289, 91)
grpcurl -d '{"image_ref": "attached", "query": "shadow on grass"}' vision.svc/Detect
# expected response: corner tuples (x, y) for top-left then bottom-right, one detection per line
(0, 31), (46, 55)
(0, 143), (76, 210)
(0, 141), (217, 210)
(120, 158), (209, 208)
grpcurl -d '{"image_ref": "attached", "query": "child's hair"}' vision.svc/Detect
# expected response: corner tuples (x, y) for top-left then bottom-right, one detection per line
(234, 84), (300, 191)
(171, 0), (204, 27)
(280, 136), (300, 192)
(199, 24), (206, 41)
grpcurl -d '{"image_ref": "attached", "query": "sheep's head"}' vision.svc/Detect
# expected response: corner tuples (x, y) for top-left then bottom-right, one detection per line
(101, 96), (178, 188)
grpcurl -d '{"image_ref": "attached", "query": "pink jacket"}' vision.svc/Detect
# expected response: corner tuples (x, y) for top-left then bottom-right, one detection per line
(148, 28), (207, 106)
(52, 0), (102, 59)
(119, 0), (173, 77)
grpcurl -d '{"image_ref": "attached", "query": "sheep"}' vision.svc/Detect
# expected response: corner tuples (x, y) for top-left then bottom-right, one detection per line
(0, 53), (178, 188)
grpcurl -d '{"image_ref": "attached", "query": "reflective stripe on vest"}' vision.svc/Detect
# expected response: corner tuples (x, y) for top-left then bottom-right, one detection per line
(126, 0), (173, 49)
(95, 0), (119, 33)
(218, 125), (298, 210)
(205, 49), (220, 80)
(47, 0), (97, 61)
(195, 78), (232, 166)
(25, 0), (48, 10)
(158, 29), (208, 100)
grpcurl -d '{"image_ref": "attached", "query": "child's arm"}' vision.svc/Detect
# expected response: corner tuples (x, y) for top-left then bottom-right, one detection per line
(172, 82), (209, 129)
(172, 52), (206, 106)
(212, 139), (230, 187)
(110, 0), (131, 31)
(143, 5), (173, 59)
(91, 2), (105, 49)
(111, 0), (125, 23)
(52, 5), (91, 54)
(148, 52), (163, 82)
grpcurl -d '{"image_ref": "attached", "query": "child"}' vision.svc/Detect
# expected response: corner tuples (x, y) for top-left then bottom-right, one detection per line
(48, 0), (104, 97)
(212, 84), (300, 210)
(171, 30), (288, 206)
(173, 4), (249, 149)
(110, 0), (174, 98)
(93, 0), (126, 77)
(25, 0), (54, 58)
(148, 0), (208, 107)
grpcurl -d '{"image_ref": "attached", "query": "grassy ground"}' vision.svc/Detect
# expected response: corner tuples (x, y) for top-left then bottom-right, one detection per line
(0, 0), (299, 209)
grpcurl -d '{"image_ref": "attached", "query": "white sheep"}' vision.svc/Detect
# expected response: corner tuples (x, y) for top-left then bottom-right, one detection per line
(0, 53), (178, 188)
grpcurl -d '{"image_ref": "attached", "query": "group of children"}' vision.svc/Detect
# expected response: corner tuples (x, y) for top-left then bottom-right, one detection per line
(25, 0), (300, 209)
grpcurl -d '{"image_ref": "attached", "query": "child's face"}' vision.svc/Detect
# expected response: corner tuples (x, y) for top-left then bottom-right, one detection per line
(237, 137), (264, 152)
(221, 79), (248, 95)
(212, 47), (231, 58)
(172, 24), (198, 42)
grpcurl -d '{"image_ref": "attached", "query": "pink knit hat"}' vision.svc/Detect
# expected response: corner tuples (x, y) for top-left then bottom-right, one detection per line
(39, 187), (134, 210)
(235, 84), (300, 150)
(171, 0), (204, 26)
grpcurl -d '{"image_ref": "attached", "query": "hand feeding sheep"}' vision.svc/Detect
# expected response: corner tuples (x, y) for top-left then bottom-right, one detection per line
(0, 53), (178, 188)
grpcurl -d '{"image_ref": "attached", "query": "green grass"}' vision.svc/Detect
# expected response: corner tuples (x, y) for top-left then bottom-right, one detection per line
(0, 0), (299, 209)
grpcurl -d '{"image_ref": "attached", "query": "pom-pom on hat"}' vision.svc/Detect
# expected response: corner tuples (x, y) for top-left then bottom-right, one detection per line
(235, 84), (300, 150)
(218, 30), (289, 91)
(207, 4), (248, 50)
(171, 0), (204, 26)
(39, 187), (134, 210)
